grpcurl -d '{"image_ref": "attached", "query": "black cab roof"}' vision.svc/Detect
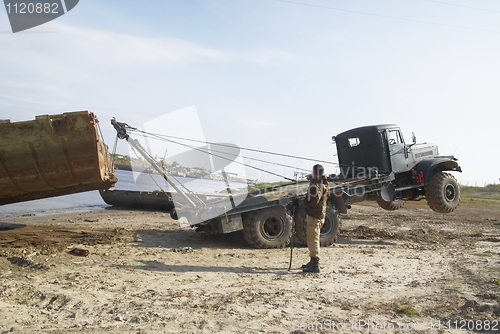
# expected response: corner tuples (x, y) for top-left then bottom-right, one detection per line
(336, 124), (399, 139)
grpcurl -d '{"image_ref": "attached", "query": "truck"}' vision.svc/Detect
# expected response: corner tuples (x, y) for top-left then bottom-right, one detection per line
(334, 124), (462, 213)
(111, 119), (461, 249)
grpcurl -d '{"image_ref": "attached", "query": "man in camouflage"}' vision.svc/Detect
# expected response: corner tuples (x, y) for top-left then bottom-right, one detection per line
(302, 164), (328, 273)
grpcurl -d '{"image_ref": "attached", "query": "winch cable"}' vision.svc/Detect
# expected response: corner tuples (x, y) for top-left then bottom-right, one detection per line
(111, 135), (119, 170)
(98, 119), (116, 171)
(116, 132), (206, 205)
(145, 136), (312, 173)
(136, 142), (203, 198)
(198, 145), (312, 173)
(110, 133), (170, 194)
(133, 143), (207, 206)
(149, 132), (296, 182)
(128, 144), (167, 193)
(126, 127), (376, 178)
(127, 129), (297, 182)
(116, 131), (309, 175)
(127, 127), (338, 166)
(125, 129), (305, 172)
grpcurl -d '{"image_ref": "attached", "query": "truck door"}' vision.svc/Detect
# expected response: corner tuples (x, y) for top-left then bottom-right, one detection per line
(386, 128), (408, 173)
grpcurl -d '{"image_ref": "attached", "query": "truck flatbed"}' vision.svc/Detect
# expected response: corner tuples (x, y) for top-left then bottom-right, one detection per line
(110, 116), (460, 249)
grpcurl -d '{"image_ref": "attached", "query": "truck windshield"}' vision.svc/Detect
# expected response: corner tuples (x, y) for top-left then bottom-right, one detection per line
(387, 129), (404, 145)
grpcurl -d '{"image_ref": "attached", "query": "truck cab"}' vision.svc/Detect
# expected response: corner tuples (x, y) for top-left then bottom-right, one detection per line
(334, 125), (462, 213)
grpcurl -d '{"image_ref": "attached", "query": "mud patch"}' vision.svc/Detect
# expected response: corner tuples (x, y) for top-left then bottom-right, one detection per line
(7, 256), (49, 270)
(0, 222), (26, 231)
(343, 225), (409, 241)
(0, 226), (130, 253)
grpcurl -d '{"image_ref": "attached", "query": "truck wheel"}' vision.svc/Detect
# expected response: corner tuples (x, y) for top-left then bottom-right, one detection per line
(294, 206), (341, 247)
(425, 172), (460, 213)
(376, 197), (404, 211)
(242, 207), (292, 249)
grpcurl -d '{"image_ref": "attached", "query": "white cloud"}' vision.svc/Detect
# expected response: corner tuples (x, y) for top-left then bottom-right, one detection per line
(0, 21), (296, 76)
(0, 21), (231, 80)
(240, 48), (297, 65)
(0, 21), (298, 105)
(53, 23), (231, 65)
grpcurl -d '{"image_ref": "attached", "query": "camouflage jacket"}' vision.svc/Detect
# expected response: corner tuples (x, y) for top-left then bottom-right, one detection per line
(304, 177), (329, 220)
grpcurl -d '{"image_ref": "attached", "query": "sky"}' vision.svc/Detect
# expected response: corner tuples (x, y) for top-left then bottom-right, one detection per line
(1, 0), (499, 185)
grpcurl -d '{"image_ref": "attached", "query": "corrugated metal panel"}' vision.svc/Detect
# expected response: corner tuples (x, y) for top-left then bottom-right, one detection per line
(0, 111), (117, 205)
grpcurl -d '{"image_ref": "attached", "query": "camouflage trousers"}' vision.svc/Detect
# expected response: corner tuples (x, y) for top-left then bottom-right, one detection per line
(306, 214), (325, 259)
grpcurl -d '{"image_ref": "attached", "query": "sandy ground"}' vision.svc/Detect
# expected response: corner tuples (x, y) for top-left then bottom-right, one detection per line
(0, 202), (499, 333)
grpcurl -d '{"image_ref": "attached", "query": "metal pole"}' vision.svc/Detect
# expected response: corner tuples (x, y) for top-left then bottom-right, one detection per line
(221, 169), (236, 209)
(288, 203), (296, 271)
(111, 118), (198, 207)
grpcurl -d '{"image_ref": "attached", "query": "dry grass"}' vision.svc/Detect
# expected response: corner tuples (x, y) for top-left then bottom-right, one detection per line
(490, 279), (500, 287)
(395, 305), (418, 316)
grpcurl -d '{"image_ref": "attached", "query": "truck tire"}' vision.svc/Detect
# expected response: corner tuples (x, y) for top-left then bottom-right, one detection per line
(425, 172), (460, 213)
(242, 207), (293, 249)
(376, 197), (404, 211)
(294, 205), (341, 247)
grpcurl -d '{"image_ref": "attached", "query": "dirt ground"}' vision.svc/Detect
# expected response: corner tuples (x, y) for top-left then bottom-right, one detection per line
(0, 201), (499, 333)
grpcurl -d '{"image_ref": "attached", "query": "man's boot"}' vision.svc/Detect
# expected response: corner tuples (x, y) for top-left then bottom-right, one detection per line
(301, 258), (313, 269)
(303, 257), (320, 273)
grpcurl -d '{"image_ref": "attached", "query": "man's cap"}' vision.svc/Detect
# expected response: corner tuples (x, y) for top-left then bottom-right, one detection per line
(312, 164), (324, 176)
